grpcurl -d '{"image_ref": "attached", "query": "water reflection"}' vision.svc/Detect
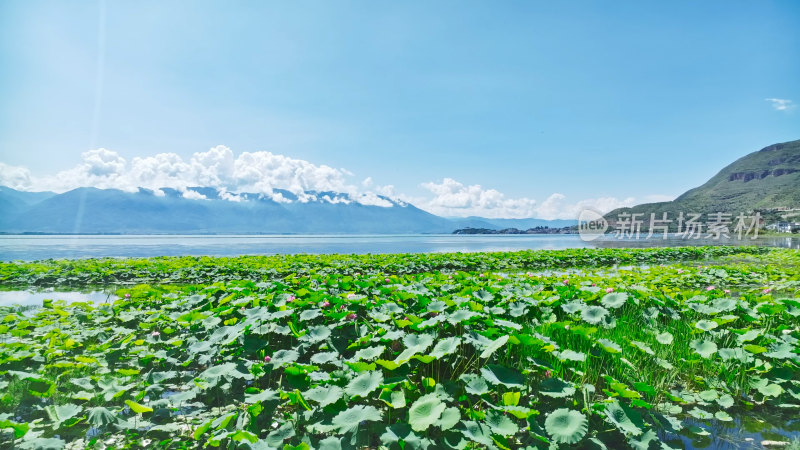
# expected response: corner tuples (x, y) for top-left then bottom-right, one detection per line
(0, 289), (112, 307)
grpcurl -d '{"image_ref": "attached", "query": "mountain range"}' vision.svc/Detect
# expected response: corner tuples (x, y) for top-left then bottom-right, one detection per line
(605, 139), (800, 226)
(0, 186), (574, 234)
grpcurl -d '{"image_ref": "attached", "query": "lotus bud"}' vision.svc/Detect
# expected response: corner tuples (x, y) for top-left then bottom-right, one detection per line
(264, 355), (271, 363)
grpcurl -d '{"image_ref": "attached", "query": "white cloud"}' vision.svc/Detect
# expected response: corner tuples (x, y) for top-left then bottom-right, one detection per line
(182, 190), (208, 200)
(0, 163), (35, 190)
(419, 178), (538, 219)
(1, 146), (367, 203)
(416, 178), (664, 220)
(765, 98), (795, 111)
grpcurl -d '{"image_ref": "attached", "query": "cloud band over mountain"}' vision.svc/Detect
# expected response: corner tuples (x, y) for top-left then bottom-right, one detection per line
(0, 146), (668, 219)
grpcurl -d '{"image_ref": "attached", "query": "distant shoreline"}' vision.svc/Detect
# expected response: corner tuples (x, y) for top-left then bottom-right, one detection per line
(452, 227), (578, 235)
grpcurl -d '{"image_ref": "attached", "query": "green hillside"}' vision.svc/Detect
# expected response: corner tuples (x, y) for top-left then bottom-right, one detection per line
(606, 139), (800, 225)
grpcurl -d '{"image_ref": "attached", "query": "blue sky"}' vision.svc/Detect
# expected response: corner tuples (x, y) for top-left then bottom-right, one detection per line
(0, 1), (798, 218)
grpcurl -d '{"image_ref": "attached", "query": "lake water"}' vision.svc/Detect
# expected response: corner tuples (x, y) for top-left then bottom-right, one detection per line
(0, 234), (797, 261)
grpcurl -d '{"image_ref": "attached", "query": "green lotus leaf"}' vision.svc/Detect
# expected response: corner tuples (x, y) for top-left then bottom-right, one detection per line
(379, 423), (427, 450)
(604, 400), (643, 436)
(353, 345), (385, 361)
(628, 429), (658, 450)
(597, 338), (622, 353)
(630, 341), (655, 355)
(736, 329), (762, 344)
(270, 349), (300, 366)
(758, 383), (783, 397)
(743, 344), (767, 354)
(244, 388), (278, 404)
(402, 333), (434, 352)
(124, 400), (152, 414)
(408, 393), (446, 432)
(310, 351), (339, 364)
(436, 407), (461, 431)
(711, 298), (737, 312)
(539, 377), (577, 398)
(718, 348), (752, 363)
(317, 436), (344, 450)
(299, 309), (322, 321)
(87, 406), (117, 427)
(44, 403), (83, 428)
(379, 388), (407, 409)
(332, 405), (383, 433)
(688, 407), (713, 420)
(461, 374), (490, 395)
(717, 394), (734, 409)
(690, 339), (718, 359)
(457, 421), (494, 447)
(715, 410), (733, 422)
(480, 364), (524, 388)
(694, 320), (718, 331)
(561, 300), (584, 314)
(430, 337), (461, 359)
(345, 371), (384, 397)
(485, 410), (519, 436)
(266, 422), (295, 447)
(581, 305), (608, 324)
(427, 301), (448, 312)
(0, 418), (28, 439)
(765, 342), (797, 359)
(447, 309), (480, 324)
(655, 332), (673, 345)
(698, 390), (718, 402)
(17, 437), (66, 450)
(555, 349), (586, 362)
(304, 385), (345, 407)
(480, 335), (509, 359)
(303, 325), (331, 343)
(601, 292), (628, 309)
(544, 408), (588, 444)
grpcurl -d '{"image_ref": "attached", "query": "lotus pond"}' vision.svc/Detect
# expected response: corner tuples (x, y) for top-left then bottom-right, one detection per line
(1, 246), (799, 449)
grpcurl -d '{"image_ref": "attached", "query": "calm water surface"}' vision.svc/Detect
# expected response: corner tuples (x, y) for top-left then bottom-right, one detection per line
(0, 234), (797, 261)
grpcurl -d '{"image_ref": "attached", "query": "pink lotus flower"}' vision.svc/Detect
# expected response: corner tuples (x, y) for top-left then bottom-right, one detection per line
(346, 313), (357, 320)
(320, 301), (330, 308)
(544, 370), (552, 378)
(706, 286), (715, 291)
(562, 279), (569, 285)
(287, 295), (296, 302)
(346, 293), (357, 300)
(263, 355), (271, 363)
(605, 288), (614, 293)
(124, 293), (131, 299)
(479, 273), (485, 278)
(152, 331), (160, 337)
(385, 278), (391, 283)
(677, 269), (684, 274)
(762, 288), (772, 294)
(724, 289), (731, 294)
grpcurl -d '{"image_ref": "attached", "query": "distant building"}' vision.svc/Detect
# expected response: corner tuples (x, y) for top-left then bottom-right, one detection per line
(766, 222), (799, 232)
